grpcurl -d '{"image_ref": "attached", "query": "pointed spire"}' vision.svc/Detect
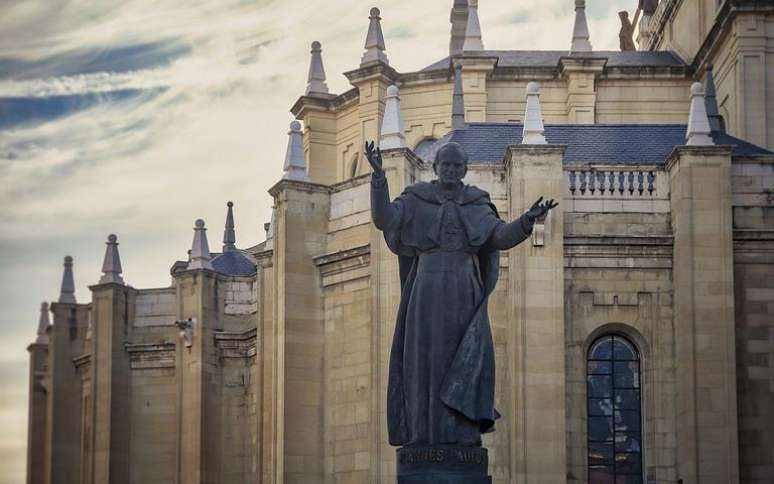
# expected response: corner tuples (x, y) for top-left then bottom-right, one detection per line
(380, 85), (406, 149)
(452, 63), (466, 130)
(449, 0), (470, 57)
(704, 65), (725, 133)
(462, 0), (484, 52)
(188, 219), (214, 271)
(686, 82), (714, 146)
(223, 201), (236, 252)
(283, 121), (310, 182)
(522, 82), (547, 144)
(35, 302), (50, 344)
(59, 256), (76, 304)
(570, 0), (592, 53)
(99, 234), (124, 285)
(306, 41), (329, 96)
(361, 7), (389, 66)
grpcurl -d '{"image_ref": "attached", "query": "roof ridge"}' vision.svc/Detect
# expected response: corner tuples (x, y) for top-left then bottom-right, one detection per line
(466, 122), (692, 127)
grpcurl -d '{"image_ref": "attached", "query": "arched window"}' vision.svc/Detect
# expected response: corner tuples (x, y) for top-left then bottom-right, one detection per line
(587, 334), (642, 484)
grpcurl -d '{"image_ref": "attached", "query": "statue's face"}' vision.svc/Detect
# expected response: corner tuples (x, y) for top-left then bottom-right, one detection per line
(436, 150), (467, 186)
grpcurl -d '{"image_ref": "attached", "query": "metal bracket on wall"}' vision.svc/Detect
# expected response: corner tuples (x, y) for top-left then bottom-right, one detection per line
(532, 219), (546, 247)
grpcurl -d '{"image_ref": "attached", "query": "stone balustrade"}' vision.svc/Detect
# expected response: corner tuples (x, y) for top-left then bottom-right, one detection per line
(564, 166), (670, 212)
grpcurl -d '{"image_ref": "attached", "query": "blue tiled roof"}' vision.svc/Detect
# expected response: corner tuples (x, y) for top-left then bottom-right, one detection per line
(442, 124), (771, 164)
(211, 250), (257, 277)
(422, 50), (686, 71)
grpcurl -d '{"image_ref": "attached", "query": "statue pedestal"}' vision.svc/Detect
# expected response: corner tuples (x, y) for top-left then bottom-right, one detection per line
(396, 446), (491, 483)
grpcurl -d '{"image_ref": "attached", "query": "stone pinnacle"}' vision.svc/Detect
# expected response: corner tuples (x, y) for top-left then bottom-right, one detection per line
(99, 234), (124, 285)
(306, 41), (329, 95)
(380, 85), (406, 150)
(223, 201), (236, 252)
(283, 121), (311, 182)
(522, 82), (547, 144)
(361, 7), (389, 66)
(570, 0), (592, 52)
(58, 255), (76, 304)
(188, 219), (214, 271)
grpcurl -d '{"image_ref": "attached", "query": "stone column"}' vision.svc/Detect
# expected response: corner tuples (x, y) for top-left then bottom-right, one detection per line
(340, 63), (399, 182)
(269, 179), (330, 483)
(667, 145), (739, 484)
(369, 148), (421, 480)
(256, 252), (276, 484)
(27, 340), (48, 484)
(559, 57), (606, 124)
(46, 302), (89, 484)
(174, 268), (221, 484)
(458, 57), (497, 123)
(89, 282), (133, 484)
(293, 104), (338, 185)
(505, 145), (567, 483)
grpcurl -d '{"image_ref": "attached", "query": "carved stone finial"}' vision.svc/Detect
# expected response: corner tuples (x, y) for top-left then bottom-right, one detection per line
(187, 219), (214, 271)
(380, 85), (406, 150)
(99, 234), (124, 285)
(35, 302), (50, 344)
(58, 255), (76, 304)
(686, 82), (714, 146)
(361, 7), (389, 66)
(223, 201), (236, 252)
(306, 41), (329, 95)
(283, 121), (310, 182)
(522, 81), (547, 145)
(462, 0), (484, 52)
(452, 63), (466, 130)
(570, 0), (592, 53)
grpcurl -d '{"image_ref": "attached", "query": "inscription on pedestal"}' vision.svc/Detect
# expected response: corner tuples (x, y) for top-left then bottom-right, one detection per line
(398, 447), (486, 465)
(396, 446), (491, 483)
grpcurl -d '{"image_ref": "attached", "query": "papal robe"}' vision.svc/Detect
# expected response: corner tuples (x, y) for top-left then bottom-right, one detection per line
(370, 173), (534, 447)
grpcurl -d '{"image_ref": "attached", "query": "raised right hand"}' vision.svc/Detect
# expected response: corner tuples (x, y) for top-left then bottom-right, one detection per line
(365, 141), (383, 174)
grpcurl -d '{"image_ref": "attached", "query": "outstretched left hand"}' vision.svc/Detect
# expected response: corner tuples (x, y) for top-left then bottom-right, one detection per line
(525, 196), (558, 222)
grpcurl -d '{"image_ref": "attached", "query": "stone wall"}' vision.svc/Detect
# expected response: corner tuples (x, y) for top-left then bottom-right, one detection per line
(221, 279), (258, 318)
(322, 273), (372, 484)
(733, 158), (774, 483)
(328, 177), (372, 254)
(563, 199), (677, 483)
(219, 358), (259, 484)
(128, 366), (177, 484)
(300, 55), (710, 187)
(133, 289), (176, 328)
(710, 14), (774, 151)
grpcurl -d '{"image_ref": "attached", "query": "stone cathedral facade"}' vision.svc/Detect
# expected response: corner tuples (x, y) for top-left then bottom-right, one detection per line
(25, 1), (774, 484)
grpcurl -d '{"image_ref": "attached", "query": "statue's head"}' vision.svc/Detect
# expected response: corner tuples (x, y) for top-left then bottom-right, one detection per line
(433, 142), (468, 186)
(618, 10), (629, 20)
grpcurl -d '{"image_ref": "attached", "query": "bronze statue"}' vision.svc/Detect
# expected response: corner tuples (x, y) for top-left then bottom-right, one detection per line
(366, 140), (556, 464)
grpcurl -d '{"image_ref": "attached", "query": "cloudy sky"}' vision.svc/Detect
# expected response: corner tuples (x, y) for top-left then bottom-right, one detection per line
(0, 0), (634, 481)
